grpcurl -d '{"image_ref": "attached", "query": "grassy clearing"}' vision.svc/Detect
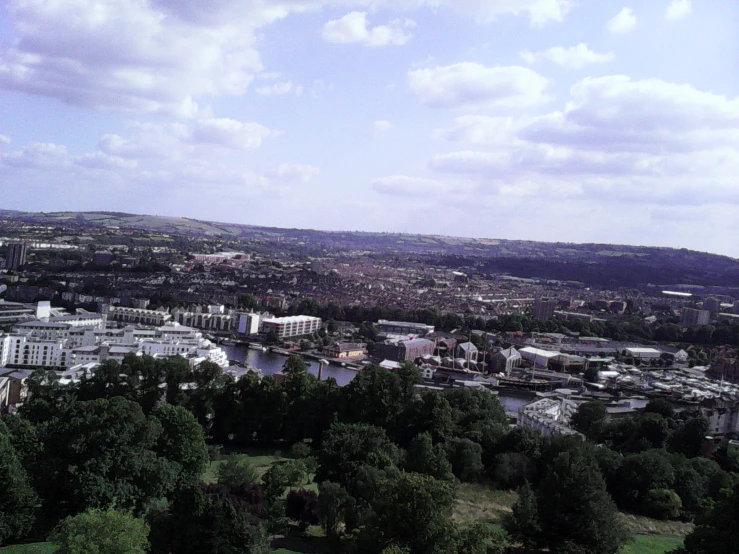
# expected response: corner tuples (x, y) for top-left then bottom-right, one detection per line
(203, 446), (291, 484)
(618, 512), (694, 537)
(619, 534), (684, 554)
(453, 483), (518, 524)
(453, 484), (689, 554)
(0, 544), (56, 554)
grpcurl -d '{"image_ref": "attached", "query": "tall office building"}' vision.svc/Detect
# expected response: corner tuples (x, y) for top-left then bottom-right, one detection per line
(704, 297), (721, 314)
(6, 242), (28, 270)
(682, 308), (710, 327)
(533, 297), (557, 320)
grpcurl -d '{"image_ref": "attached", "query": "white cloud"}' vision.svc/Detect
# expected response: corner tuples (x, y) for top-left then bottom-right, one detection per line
(2, 142), (70, 168)
(256, 82), (292, 96)
(74, 152), (138, 170)
(606, 7), (636, 34)
(429, 75), (739, 206)
(372, 175), (453, 196)
(99, 118), (277, 159)
(0, 134), (10, 145)
(0, 0), (572, 114)
(424, 0), (571, 27)
(374, 120), (394, 133)
(321, 12), (413, 46)
(520, 43), (614, 70)
(191, 118), (277, 150)
(267, 163), (321, 182)
(666, 0), (692, 20)
(0, 0), (279, 114)
(408, 63), (551, 109)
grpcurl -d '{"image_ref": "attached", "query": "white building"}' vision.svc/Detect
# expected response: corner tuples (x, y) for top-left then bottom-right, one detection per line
(261, 315), (322, 339)
(106, 306), (172, 326)
(237, 313), (261, 335)
(519, 346), (561, 369)
(0, 321), (229, 369)
(623, 347), (661, 360)
(518, 396), (582, 437)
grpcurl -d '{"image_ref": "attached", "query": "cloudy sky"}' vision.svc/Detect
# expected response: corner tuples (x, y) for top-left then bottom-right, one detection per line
(1, 0), (738, 256)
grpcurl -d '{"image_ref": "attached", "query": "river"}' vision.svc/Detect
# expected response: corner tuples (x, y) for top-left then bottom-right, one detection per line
(220, 344), (532, 412)
(221, 344), (358, 386)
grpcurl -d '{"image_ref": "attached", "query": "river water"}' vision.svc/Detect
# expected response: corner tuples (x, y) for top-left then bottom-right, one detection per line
(221, 344), (358, 386)
(221, 344), (531, 413)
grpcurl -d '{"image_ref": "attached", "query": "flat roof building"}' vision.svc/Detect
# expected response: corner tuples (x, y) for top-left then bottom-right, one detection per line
(375, 320), (434, 337)
(262, 315), (322, 339)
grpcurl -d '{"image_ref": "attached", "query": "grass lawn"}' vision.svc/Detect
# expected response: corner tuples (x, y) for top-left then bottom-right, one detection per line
(203, 446), (292, 484)
(0, 544), (56, 553)
(454, 483), (518, 524)
(619, 534), (684, 554)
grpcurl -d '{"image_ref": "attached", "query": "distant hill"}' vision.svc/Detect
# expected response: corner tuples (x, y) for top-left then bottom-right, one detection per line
(2, 210), (738, 289)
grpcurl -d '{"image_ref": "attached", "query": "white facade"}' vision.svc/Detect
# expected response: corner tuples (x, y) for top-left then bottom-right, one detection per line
(107, 306), (172, 326)
(237, 313), (261, 335)
(262, 316), (322, 339)
(0, 322), (228, 369)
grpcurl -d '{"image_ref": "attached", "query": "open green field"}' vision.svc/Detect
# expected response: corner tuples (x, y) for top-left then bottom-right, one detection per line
(203, 446), (292, 484)
(620, 534), (683, 553)
(0, 544), (56, 554)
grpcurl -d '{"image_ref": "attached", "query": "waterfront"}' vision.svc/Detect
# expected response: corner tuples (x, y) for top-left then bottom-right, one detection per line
(221, 344), (531, 412)
(222, 344), (358, 386)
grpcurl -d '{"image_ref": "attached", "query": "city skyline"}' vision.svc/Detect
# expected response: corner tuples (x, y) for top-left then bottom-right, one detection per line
(1, 0), (738, 256)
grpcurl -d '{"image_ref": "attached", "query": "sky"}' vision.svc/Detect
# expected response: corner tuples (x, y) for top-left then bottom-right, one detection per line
(1, 0), (738, 256)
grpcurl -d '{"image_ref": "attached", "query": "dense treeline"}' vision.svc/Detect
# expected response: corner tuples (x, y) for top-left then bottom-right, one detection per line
(1, 354), (738, 552)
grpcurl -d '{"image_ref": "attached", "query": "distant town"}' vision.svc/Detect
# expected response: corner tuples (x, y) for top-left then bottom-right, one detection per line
(2, 211), (739, 440)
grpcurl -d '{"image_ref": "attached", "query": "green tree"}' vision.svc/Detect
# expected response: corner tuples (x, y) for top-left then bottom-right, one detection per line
(503, 481), (540, 552)
(0, 420), (38, 546)
(644, 398), (675, 420)
(357, 472), (458, 554)
(317, 481), (352, 540)
(571, 401), (607, 438)
(29, 397), (178, 520)
(444, 387), (507, 435)
(285, 489), (319, 532)
(51, 508), (149, 554)
(216, 455), (259, 487)
(615, 450), (675, 513)
(316, 423), (400, 498)
(155, 484), (269, 554)
(679, 483), (739, 554)
(404, 433), (454, 481)
(643, 489), (682, 520)
(447, 438), (484, 482)
(152, 404), (209, 480)
(670, 418), (710, 458)
(282, 355), (307, 376)
(536, 448), (629, 554)
(262, 460), (307, 502)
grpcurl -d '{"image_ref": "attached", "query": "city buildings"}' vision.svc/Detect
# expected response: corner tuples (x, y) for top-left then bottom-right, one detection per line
(518, 395), (581, 437)
(533, 296), (557, 320)
(261, 315), (322, 339)
(237, 312), (261, 335)
(374, 337), (435, 362)
(0, 318), (229, 370)
(704, 297), (722, 314)
(106, 306), (172, 326)
(375, 320), (435, 337)
(323, 342), (367, 359)
(5, 242), (28, 270)
(171, 306), (235, 332)
(682, 307), (711, 327)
